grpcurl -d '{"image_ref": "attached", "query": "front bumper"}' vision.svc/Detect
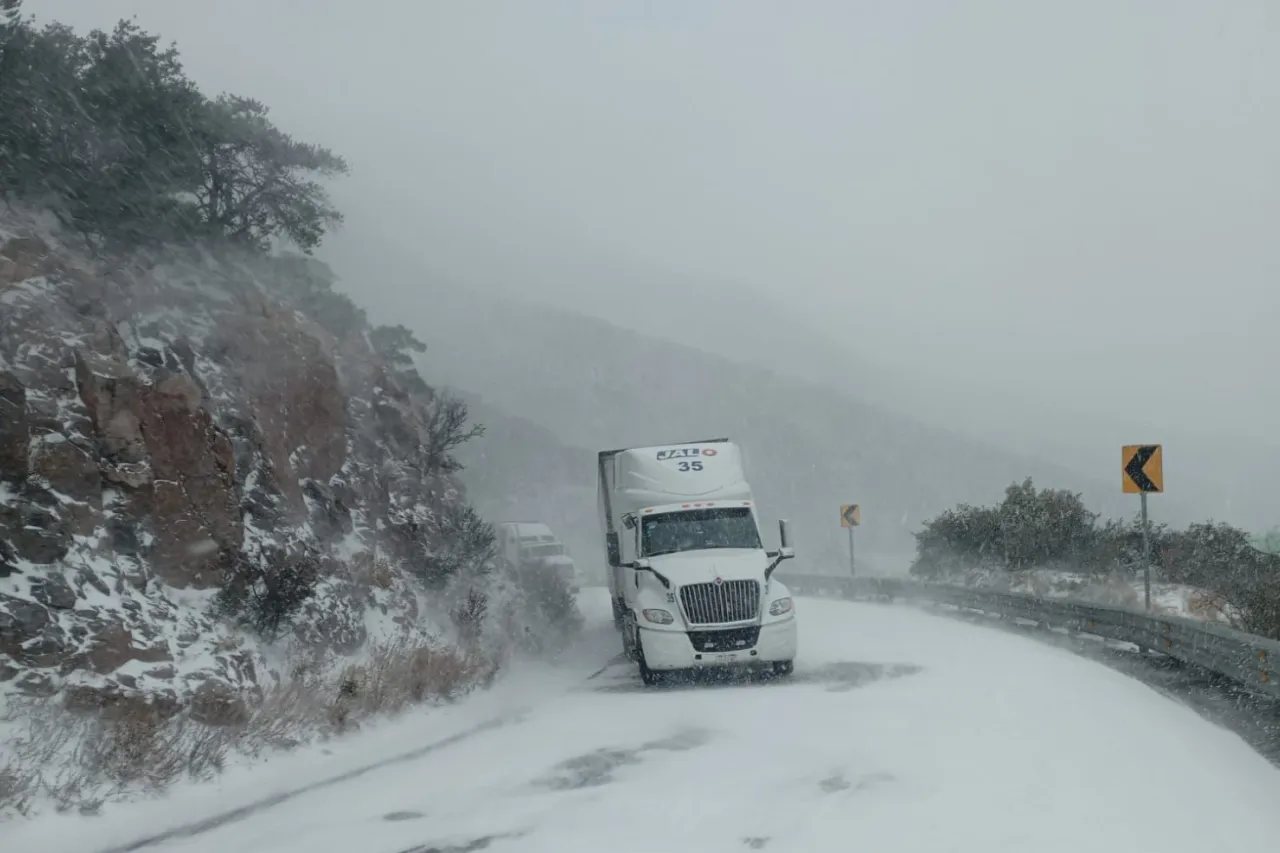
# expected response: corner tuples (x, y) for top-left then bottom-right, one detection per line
(638, 617), (797, 671)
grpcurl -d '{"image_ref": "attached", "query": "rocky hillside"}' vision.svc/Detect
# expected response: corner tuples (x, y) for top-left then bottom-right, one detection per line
(0, 210), (527, 722)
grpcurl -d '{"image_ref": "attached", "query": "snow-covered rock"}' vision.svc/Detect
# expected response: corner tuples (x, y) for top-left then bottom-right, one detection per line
(0, 210), (498, 717)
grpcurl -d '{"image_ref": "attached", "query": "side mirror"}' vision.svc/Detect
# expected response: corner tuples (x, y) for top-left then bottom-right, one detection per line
(764, 519), (794, 580)
(606, 532), (620, 567)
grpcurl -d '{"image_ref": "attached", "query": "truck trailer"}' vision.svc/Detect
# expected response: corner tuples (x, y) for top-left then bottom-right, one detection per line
(597, 438), (797, 685)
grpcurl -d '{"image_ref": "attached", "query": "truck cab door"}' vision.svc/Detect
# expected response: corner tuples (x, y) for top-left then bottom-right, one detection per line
(502, 528), (516, 569)
(617, 516), (641, 601)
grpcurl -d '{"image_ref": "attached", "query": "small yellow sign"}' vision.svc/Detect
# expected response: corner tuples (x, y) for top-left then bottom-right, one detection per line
(840, 504), (861, 528)
(1122, 445), (1163, 494)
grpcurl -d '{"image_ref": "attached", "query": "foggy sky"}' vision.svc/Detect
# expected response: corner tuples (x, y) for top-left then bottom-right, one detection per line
(34, 0), (1280, 526)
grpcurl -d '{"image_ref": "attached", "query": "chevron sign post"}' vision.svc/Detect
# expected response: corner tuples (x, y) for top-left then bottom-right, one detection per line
(1122, 444), (1164, 612)
(840, 504), (860, 577)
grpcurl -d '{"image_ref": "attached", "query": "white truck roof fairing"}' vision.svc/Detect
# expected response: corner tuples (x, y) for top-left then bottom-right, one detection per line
(601, 440), (754, 521)
(637, 500), (753, 516)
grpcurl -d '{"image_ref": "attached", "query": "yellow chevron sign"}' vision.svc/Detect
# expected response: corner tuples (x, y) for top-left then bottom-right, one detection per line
(1122, 444), (1164, 494)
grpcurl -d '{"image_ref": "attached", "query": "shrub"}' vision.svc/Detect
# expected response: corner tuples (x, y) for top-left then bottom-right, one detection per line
(407, 502), (497, 591)
(912, 478), (1280, 638)
(213, 548), (321, 641)
(451, 587), (489, 647)
(911, 479), (1097, 577)
(493, 562), (584, 656)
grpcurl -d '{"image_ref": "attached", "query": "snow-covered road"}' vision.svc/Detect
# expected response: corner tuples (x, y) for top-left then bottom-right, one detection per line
(27, 589), (1280, 853)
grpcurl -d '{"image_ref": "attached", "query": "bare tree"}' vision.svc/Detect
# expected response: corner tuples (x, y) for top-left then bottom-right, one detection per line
(423, 394), (484, 474)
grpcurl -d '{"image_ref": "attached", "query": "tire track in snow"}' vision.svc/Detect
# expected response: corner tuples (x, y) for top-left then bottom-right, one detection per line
(97, 710), (524, 853)
(96, 597), (628, 853)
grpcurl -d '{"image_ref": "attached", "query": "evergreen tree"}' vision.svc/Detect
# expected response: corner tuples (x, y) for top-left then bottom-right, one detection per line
(0, 14), (348, 251)
(193, 95), (348, 251)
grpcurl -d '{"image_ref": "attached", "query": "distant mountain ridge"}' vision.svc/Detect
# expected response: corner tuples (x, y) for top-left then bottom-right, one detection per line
(326, 216), (1258, 541)
(413, 282), (1191, 574)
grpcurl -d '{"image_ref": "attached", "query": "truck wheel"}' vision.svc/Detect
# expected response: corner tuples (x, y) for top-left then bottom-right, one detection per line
(637, 643), (662, 687)
(639, 657), (662, 686)
(621, 614), (638, 661)
(772, 660), (794, 677)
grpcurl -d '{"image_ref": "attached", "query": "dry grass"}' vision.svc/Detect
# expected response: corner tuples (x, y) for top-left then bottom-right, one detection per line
(0, 695), (231, 817)
(0, 639), (499, 820)
(328, 637), (498, 731)
(370, 561), (395, 590)
(1186, 588), (1237, 625)
(347, 551), (395, 591)
(0, 763), (30, 818)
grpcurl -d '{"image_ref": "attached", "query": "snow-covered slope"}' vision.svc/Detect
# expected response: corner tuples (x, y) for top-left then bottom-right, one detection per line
(0, 212), (459, 710)
(0, 210), (577, 808)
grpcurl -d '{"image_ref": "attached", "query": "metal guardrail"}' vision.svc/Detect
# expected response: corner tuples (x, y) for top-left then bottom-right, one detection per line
(780, 572), (1280, 702)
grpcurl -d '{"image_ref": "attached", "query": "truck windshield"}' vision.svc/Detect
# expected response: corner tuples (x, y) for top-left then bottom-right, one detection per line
(522, 543), (564, 558)
(641, 507), (761, 556)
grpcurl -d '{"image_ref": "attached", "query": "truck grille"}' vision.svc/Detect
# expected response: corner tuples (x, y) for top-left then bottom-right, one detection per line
(680, 580), (760, 625)
(689, 626), (760, 653)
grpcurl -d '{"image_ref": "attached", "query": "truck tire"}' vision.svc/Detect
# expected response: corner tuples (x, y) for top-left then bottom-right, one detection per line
(639, 655), (662, 687)
(636, 638), (662, 686)
(621, 613), (638, 661)
(772, 660), (794, 677)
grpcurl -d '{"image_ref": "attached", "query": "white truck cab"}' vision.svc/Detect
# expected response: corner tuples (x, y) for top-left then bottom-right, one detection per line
(597, 438), (797, 685)
(495, 522), (579, 593)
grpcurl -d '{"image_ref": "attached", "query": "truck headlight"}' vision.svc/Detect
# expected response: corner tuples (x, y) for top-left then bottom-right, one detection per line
(768, 597), (793, 616)
(642, 608), (674, 625)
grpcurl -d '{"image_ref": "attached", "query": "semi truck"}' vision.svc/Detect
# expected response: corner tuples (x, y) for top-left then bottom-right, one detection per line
(596, 437), (797, 685)
(495, 521), (579, 594)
